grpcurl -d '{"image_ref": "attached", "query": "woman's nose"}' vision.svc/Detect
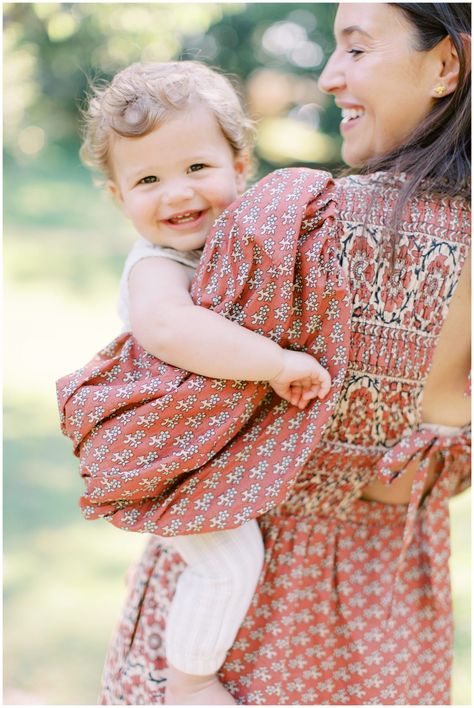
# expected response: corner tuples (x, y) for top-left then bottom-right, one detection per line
(318, 52), (345, 95)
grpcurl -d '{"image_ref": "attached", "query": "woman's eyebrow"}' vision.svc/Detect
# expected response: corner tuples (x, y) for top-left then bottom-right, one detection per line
(339, 25), (374, 40)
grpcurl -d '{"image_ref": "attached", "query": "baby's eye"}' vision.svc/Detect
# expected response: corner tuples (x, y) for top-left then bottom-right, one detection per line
(139, 175), (157, 184)
(188, 163), (206, 173)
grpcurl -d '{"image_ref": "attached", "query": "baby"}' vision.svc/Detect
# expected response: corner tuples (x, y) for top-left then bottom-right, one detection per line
(80, 60), (331, 704)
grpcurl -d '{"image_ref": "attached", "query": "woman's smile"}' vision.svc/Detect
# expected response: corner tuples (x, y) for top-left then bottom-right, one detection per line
(318, 3), (439, 165)
(339, 106), (366, 132)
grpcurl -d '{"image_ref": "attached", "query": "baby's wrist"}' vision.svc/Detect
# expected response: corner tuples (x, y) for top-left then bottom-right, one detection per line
(267, 346), (286, 382)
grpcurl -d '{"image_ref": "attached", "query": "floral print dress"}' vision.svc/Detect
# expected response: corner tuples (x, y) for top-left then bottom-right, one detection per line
(58, 169), (470, 705)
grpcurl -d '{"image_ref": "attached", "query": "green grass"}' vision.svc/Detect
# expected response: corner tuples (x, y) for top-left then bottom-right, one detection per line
(4, 156), (147, 704)
(3, 155), (471, 704)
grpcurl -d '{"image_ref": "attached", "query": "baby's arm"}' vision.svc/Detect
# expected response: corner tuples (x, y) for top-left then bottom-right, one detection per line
(128, 257), (330, 408)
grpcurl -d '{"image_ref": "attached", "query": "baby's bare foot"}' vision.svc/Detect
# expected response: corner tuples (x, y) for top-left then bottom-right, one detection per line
(164, 666), (236, 705)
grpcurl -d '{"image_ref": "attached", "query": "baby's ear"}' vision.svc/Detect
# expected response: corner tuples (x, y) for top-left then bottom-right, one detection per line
(234, 152), (250, 193)
(106, 180), (124, 206)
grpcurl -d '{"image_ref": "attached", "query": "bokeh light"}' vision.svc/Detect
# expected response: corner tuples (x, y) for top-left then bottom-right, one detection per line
(3, 4), (469, 705)
(46, 10), (79, 42)
(17, 126), (46, 155)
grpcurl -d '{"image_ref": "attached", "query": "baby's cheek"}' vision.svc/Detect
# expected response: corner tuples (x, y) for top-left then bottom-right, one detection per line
(220, 186), (240, 208)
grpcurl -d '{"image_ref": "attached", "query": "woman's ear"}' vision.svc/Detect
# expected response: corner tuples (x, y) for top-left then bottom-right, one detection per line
(433, 35), (464, 97)
(460, 32), (471, 74)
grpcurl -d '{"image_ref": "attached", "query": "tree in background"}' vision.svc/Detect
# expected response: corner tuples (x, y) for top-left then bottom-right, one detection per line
(4, 2), (342, 179)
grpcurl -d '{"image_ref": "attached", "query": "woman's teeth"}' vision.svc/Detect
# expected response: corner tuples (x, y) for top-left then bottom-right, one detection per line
(341, 108), (364, 124)
(168, 211), (200, 224)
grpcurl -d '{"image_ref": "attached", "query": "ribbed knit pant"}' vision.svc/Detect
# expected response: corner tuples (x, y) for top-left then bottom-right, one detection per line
(159, 519), (264, 674)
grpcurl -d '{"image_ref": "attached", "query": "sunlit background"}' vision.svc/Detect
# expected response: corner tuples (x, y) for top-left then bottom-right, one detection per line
(3, 2), (470, 704)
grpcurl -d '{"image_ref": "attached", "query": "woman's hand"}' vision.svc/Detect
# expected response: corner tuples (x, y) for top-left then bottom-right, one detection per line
(268, 350), (331, 409)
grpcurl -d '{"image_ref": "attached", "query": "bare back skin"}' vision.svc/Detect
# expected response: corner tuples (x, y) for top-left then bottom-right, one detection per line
(360, 253), (471, 504)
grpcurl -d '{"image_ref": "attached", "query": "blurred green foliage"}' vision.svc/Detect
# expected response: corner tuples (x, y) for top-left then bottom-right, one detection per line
(4, 1), (342, 179)
(3, 2), (470, 705)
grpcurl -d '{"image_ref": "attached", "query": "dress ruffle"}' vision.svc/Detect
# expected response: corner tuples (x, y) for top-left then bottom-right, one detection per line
(56, 168), (351, 535)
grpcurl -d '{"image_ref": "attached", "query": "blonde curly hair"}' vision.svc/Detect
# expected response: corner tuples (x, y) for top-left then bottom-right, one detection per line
(80, 60), (256, 181)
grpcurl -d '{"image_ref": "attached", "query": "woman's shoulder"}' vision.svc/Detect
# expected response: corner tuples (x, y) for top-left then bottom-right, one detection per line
(248, 168), (390, 212)
(248, 167), (335, 197)
(235, 167), (469, 240)
(336, 169), (471, 204)
(334, 171), (470, 234)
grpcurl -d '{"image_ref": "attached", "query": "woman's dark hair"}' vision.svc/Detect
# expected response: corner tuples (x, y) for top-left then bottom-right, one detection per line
(360, 3), (471, 245)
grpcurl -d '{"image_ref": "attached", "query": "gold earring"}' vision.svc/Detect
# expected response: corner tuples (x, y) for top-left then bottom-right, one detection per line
(434, 84), (446, 96)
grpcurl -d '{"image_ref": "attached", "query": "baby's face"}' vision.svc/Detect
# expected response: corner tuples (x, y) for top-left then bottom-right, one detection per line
(107, 105), (247, 252)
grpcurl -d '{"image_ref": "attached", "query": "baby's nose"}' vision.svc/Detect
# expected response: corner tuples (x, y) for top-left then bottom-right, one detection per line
(162, 181), (194, 204)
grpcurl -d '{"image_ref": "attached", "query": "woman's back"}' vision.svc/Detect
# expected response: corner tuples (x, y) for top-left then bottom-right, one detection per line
(284, 173), (471, 509)
(362, 249), (470, 504)
(421, 252), (470, 426)
(331, 174), (470, 433)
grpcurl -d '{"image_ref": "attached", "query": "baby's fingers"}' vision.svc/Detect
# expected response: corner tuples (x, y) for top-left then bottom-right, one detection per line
(317, 371), (331, 399)
(289, 384), (305, 408)
(270, 382), (301, 408)
(290, 381), (316, 408)
(299, 373), (330, 403)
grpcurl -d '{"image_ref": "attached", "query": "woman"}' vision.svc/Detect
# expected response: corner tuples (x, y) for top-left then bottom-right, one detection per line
(98, 4), (470, 704)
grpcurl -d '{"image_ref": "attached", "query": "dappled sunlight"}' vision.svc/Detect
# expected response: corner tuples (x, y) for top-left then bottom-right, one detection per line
(262, 19), (324, 68)
(4, 284), (120, 398)
(4, 163), (127, 231)
(4, 465), (147, 708)
(4, 219), (129, 404)
(449, 490), (471, 704)
(257, 116), (339, 164)
(450, 491), (471, 587)
(3, 2), (470, 704)
(4, 434), (86, 541)
(4, 395), (76, 438)
(5, 520), (146, 586)
(5, 521), (146, 703)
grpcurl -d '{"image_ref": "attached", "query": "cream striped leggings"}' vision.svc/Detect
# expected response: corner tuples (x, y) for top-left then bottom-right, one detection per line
(159, 519), (264, 675)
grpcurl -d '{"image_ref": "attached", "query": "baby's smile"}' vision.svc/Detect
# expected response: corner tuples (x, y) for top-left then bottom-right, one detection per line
(163, 209), (206, 229)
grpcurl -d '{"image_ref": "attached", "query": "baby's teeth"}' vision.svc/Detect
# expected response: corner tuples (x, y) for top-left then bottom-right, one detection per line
(171, 212), (196, 223)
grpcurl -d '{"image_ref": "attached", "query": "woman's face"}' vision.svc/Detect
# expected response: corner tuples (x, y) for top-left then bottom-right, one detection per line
(318, 3), (440, 166)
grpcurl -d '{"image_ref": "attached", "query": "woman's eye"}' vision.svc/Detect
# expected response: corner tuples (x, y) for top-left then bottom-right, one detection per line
(139, 175), (157, 184)
(188, 163), (206, 173)
(347, 48), (364, 57)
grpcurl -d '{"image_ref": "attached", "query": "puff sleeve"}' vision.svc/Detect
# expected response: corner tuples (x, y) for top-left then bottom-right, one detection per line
(56, 168), (351, 535)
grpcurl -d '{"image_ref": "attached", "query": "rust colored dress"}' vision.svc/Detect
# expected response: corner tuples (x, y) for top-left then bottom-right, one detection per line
(58, 169), (470, 704)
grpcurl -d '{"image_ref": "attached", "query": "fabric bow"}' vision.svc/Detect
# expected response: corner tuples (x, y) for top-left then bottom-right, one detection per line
(376, 425), (470, 621)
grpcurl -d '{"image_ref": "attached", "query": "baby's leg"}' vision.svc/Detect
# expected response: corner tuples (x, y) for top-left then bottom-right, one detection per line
(160, 519), (264, 704)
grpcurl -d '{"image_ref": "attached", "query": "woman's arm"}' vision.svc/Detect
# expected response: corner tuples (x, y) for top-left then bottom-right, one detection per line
(128, 256), (330, 407)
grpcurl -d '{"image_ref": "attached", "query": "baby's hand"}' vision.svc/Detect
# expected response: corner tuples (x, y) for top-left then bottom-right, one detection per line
(268, 350), (331, 410)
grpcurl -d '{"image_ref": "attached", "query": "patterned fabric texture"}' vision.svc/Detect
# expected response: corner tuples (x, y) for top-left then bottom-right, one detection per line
(57, 169), (351, 535)
(57, 168), (471, 704)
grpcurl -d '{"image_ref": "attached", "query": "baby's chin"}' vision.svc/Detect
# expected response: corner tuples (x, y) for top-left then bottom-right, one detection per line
(164, 234), (207, 252)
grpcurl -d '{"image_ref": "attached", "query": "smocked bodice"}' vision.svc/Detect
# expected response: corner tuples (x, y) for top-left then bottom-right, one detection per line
(325, 173), (470, 447)
(281, 173), (470, 518)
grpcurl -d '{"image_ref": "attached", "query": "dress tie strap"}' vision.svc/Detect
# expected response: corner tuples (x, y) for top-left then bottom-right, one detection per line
(376, 426), (470, 621)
